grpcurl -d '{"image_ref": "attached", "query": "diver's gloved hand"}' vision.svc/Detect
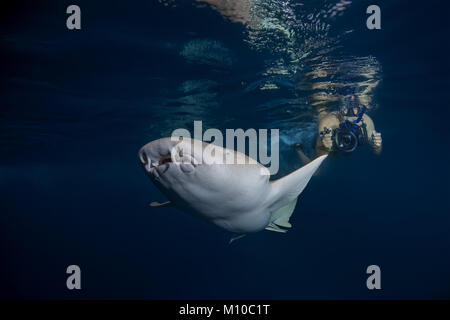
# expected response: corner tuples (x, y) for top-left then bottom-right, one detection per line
(321, 130), (333, 150)
(371, 130), (382, 149)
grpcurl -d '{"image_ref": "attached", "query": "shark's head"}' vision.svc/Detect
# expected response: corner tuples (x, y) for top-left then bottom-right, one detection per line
(138, 137), (203, 183)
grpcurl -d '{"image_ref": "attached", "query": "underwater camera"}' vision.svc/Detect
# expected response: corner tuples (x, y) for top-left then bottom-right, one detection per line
(329, 104), (368, 153)
(333, 123), (359, 153)
(321, 120), (366, 153)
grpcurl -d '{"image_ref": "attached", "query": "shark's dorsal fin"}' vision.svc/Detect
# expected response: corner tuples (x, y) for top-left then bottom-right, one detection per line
(268, 155), (327, 213)
(149, 201), (172, 207)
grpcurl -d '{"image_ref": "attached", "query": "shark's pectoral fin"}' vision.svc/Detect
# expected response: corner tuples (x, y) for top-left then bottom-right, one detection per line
(271, 198), (297, 228)
(149, 201), (172, 207)
(229, 234), (246, 244)
(265, 222), (288, 233)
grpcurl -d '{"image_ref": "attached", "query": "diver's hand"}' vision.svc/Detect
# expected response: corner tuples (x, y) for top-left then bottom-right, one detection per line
(321, 131), (333, 150)
(371, 130), (382, 153)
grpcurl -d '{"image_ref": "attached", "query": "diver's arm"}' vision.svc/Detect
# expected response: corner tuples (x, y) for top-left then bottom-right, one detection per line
(315, 114), (340, 155)
(363, 115), (382, 154)
(317, 113), (340, 134)
(315, 137), (330, 157)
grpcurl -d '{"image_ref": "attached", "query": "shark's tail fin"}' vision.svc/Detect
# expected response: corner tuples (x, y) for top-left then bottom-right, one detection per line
(268, 155), (327, 217)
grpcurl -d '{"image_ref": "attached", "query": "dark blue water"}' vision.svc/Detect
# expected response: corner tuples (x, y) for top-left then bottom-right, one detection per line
(1, 0), (449, 299)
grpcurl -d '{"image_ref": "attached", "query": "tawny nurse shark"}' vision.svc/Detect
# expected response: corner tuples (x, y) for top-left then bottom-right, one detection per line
(138, 137), (326, 240)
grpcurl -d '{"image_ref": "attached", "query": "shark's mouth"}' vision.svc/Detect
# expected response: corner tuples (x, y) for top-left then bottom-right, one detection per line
(139, 140), (199, 176)
(139, 151), (172, 175)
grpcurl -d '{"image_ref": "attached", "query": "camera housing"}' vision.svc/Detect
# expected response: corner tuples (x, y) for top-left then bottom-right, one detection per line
(333, 127), (359, 153)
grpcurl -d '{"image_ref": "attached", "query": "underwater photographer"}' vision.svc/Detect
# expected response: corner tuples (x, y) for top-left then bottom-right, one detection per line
(295, 95), (382, 166)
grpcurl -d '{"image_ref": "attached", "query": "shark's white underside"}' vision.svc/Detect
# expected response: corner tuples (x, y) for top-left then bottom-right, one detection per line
(139, 137), (326, 235)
